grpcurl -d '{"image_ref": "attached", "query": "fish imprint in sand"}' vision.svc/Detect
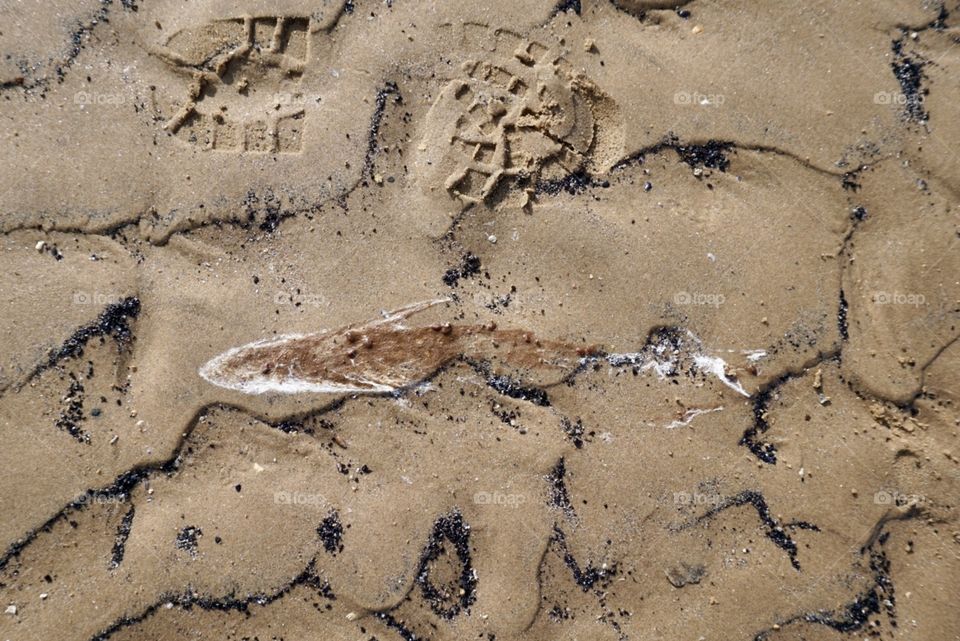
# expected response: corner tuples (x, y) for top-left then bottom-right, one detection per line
(152, 15), (310, 152)
(200, 299), (599, 394)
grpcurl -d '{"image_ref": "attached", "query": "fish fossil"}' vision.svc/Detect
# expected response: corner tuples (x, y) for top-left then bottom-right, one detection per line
(199, 299), (599, 394)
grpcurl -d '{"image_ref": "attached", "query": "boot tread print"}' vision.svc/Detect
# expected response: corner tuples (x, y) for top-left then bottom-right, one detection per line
(154, 16), (311, 153)
(418, 29), (623, 209)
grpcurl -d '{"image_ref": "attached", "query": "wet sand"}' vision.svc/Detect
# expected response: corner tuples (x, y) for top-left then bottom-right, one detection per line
(1, 1), (959, 640)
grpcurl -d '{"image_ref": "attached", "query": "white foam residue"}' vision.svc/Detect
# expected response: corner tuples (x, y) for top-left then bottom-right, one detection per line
(744, 350), (768, 362)
(198, 333), (306, 382)
(603, 352), (676, 378)
(666, 406), (724, 429)
(647, 358), (676, 378)
(693, 354), (750, 397)
(603, 343), (750, 397)
(602, 353), (641, 368)
(219, 377), (396, 395)
(376, 297), (451, 327)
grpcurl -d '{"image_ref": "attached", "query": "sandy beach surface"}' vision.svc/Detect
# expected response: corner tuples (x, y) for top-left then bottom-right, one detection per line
(1, 1), (959, 640)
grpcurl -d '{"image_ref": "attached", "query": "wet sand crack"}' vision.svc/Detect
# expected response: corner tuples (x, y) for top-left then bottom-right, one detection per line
(675, 490), (820, 571)
(546, 457), (576, 520)
(441, 252), (482, 287)
(88, 560), (333, 641)
(414, 510), (477, 619)
(752, 521), (909, 640)
(363, 82), (401, 178)
(552, 526), (615, 591)
(317, 510), (344, 555)
(0, 0), (138, 96)
(15, 296), (140, 391)
(108, 505), (135, 570)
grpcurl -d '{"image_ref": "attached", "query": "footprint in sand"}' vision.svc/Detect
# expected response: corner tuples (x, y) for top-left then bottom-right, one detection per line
(152, 15), (311, 153)
(416, 29), (624, 210)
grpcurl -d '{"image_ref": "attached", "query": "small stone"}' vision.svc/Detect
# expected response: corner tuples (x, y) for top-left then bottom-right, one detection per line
(346, 611), (358, 621)
(665, 562), (705, 588)
(5, 604), (16, 615)
(583, 38), (596, 52)
(39, 593), (48, 600)
(692, 24), (704, 34)
(373, 173), (383, 185)
(35, 240), (46, 251)
(487, 234), (497, 244)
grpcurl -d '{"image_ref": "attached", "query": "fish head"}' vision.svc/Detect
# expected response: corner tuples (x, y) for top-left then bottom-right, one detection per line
(199, 333), (397, 394)
(199, 335), (311, 394)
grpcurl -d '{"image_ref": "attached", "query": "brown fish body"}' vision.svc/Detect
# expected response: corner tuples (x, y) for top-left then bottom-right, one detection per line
(200, 300), (599, 394)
